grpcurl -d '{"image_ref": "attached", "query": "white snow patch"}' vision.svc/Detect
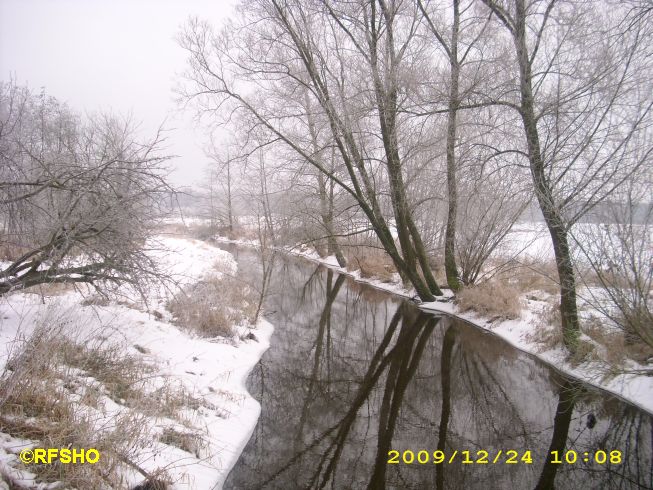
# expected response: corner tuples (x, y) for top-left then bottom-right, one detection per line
(0, 236), (273, 489)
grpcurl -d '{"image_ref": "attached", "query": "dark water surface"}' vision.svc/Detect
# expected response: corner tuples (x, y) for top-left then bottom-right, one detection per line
(221, 244), (652, 490)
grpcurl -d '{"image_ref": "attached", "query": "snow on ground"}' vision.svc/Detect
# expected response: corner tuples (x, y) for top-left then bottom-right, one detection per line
(0, 236), (272, 489)
(501, 222), (554, 260)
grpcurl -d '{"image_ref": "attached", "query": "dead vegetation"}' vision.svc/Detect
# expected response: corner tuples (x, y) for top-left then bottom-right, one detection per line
(344, 246), (398, 283)
(158, 427), (205, 458)
(56, 337), (155, 406)
(167, 273), (257, 338)
(489, 258), (560, 296)
(582, 314), (653, 366)
(456, 280), (522, 320)
(528, 299), (653, 371)
(0, 314), (197, 489)
(221, 226), (258, 242)
(157, 221), (257, 243)
(529, 305), (596, 366)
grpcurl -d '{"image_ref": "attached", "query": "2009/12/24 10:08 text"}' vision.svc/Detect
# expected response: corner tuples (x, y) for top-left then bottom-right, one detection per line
(387, 450), (623, 465)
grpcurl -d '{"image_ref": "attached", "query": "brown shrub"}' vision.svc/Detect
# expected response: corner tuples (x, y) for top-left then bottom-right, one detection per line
(56, 338), (155, 406)
(496, 259), (560, 296)
(456, 281), (522, 320)
(529, 307), (653, 366)
(18, 281), (77, 297)
(159, 427), (205, 458)
(81, 294), (112, 307)
(526, 300), (564, 351)
(224, 226), (258, 241)
(167, 274), (257, 338)
(583, 314), (653, 365)
(156, 222), (189, 236)
(345, 247), (397, 283)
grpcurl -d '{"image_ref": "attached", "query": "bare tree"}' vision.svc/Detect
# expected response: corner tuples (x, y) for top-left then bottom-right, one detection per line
(204, 134), (236, 233)
(177, 1), (445, 300)
(478, 0), (653, 349)
(303, 93), (348, 266)
(0, 81), (173, 297)
(416, 0), (495, 291)
(573, 183), (653, 351)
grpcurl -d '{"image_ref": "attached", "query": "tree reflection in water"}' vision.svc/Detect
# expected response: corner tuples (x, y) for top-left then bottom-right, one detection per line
(222, 246), (652, 490)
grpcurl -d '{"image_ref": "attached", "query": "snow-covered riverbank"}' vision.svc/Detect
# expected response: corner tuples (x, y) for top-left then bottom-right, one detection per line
(214, 235), (653, 417)
(0, 236), (272, 489)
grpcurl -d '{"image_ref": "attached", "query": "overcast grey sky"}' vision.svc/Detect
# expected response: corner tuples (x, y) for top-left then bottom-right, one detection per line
(0, 0), (235, 187)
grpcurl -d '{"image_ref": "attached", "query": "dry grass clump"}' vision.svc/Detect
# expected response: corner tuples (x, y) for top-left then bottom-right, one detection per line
(158, 427), (205, 458)
(157, 221), (215, 240)
(529, 303), (594, 365)
(528, 301), (561, 352)
(56, 338), (155, 406)
(137, 382), (225, 425)
(0, 322), (158, 488)
(529, 304), (653, 367)
(81, 294), (112, 307)
(30, 282), (77, 297)
(568, 338), (597, 366)
(456, 281), (522, 320)
(615, 304), (653, 352)
(186, 223), (218, 241)
(157, 222), (188, 235)
(131, 471), (173, 490)
(583, 314), (653, 365)
(496, 259), (560, 295)
(345, 248), (397, 283)
(528, 324), (564, 352)
(160, 221), (257, 242)
(167, 274), (257, 338)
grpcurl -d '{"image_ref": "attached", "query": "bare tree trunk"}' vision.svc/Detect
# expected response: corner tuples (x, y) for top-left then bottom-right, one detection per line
(258, 149), (276, 245)
(208, 169), (216, 231)
(480, 0), (581, 349)
(306, 93), (347, 267)
(444, 0), (462, 292)
(511, 0), (580, 349)
(226, 156), (233, 232)
(318, 173), (347, 267)
(369, 0), (442, 296)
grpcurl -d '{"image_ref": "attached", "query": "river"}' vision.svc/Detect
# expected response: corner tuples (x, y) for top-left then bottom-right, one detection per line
(220, 244), (652, 490)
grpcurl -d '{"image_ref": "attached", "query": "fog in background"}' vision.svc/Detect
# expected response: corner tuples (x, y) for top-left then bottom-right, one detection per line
(0, 0), (234, 187)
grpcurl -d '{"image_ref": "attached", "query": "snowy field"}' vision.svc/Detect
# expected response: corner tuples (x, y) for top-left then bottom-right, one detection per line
(0, 236), (272, 489)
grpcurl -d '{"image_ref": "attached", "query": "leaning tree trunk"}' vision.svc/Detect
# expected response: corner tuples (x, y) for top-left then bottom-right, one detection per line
(513, 0), (580, 349)
(369, 1), (442, 297)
